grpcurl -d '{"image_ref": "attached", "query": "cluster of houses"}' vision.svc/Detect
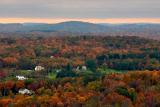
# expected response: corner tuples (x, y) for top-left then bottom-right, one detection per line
(16, 65), (87, 95)
(16, 65), (44, 95)
(15, 76), (31, 95)
(34, 65), (87, 72)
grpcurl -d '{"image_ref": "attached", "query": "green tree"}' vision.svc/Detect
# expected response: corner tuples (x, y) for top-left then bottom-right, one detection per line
(65, 63), (72, 72)
(18, 57), (34, 70)
(85, 59), (97, 72)
(34, 46), (42, 57)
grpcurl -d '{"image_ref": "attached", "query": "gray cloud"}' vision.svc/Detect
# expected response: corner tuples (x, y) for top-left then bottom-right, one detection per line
(0, 0), (160, 18)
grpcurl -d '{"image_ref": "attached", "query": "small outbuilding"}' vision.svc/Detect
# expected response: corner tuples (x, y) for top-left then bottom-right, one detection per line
(35, 66), (44, 71)
(82, 66), (87, 71)
(19, 89), (32, 95)
(16, 76), (27, 80)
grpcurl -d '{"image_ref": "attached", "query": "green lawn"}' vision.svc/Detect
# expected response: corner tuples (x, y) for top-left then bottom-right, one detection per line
(97, 67), (125, 74)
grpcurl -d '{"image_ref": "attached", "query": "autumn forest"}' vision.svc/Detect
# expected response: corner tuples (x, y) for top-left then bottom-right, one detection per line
(0, 34), (160, 107)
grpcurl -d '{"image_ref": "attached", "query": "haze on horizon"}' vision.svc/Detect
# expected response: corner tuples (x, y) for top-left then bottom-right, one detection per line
(0, 0), (160, 23)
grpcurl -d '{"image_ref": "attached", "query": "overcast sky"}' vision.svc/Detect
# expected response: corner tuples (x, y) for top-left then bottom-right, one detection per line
(0, 0), (160, 18)
(0, 0), (160, 23)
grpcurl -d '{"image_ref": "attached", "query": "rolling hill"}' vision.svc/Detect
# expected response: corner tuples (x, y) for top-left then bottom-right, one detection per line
(0, 21), (160, 39)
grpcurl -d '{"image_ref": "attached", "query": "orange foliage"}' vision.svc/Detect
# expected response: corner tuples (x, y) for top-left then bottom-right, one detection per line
(0, 98), (12, 107)
(3, 57), (18, 65)
(16, 80), (25, 89)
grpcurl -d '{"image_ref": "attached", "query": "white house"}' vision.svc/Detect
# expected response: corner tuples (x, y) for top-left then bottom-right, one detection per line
(82, 66), (87, 71)
(56, 69), (61, 73)
(16, 76), (27, 80)
(19, 89), (32, 95)
(50, 56), (54, 58)
(75, 66), (87, 72)
(35, 66), (44, 71)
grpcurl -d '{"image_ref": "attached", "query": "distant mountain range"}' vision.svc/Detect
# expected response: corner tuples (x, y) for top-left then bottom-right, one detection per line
(0, 21), (160, 34)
